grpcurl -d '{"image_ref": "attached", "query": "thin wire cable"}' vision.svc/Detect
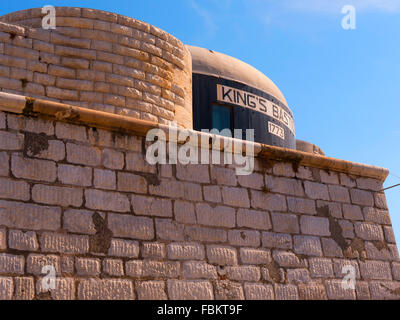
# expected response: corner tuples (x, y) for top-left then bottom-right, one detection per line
(378, 171), (400, 191)
(389, 172), (400, 180)
(380, 184), (400, 192)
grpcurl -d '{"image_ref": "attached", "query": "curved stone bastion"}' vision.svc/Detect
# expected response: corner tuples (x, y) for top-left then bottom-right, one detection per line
(0, 7), (192, 128)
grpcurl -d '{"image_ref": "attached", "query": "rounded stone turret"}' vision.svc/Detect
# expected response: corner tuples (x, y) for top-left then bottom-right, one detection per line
(0, 7), (193, 128)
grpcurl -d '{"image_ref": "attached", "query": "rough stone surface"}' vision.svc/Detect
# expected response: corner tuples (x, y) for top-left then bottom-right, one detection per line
(0, 73), (397, 300)
(78, 279), (135, 300)
(168, 280), (214, 300)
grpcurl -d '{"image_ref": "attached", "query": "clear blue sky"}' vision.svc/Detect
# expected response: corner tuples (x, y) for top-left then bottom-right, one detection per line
(2, 1), (400, 242)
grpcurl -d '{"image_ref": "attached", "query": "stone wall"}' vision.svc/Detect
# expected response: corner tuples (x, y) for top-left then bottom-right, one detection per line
(0, 7), (192, 128)
(0, 100), (399, 300)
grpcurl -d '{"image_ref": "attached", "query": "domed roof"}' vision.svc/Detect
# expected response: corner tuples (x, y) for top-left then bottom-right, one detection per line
(186, 45), (288, 106)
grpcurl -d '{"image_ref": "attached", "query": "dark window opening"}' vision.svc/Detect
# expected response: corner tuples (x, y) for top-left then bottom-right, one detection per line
(211, 104), (232, 137)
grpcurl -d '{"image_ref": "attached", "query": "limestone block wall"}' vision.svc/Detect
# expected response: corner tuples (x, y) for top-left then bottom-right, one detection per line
(0, 7), (192, 128)
(0, 96), (399, 300)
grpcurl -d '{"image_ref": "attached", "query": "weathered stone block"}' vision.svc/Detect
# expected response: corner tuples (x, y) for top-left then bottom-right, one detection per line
(126, 260), (180, 278)
(176, 163), (210, 183)
(63, 209), (97, 235)
(66, 143), (101, 166)
(93, 168), (116, 190)
(155, 219), (184, 241)
(55, 122), (87, 142)
(340, 173), (356, 188)
(183, 182), (203, 201)
(0, 177), (30, 201)
(131, 194), (172, 217)
(325, 280), (356, 300)
(184, 226), (227, 243)
(0, 254), (24, 275)
(228, 230), (260, 247)
(250, 190), (287, 211)
(85, 189), (130, 212)
(274, 284), (299, 300)
(196, 203), (235, 228)
(76, 257), (101, 276)
(36, 277), (76, 300)
(309, 258), (334, 277)
(343, 204), (364, 221)
(149, 179), (184, 198)
(227, 265), (261, 282)
(0, 228), (5, 250)
(363, 207), (391, 225)
(294, 236), (323, 256)
(321, 238), (343, 258)
(0, 277), (13, 299)
(273, 250), (306, 268)
(141, 242), (166, 259)
(109, 238), (140, 258)
(26, 254), (61, 275)
(0, 200), (61, 231)
(108, 214), (154, 240)
(14, 277), (35, 300)
(168, 280), (214, 300)
(237, 208), (271, 231)
(237, 173), (264, 190)
(374, 193), (388, 210)
(350, 189), (374, 206)
(11, 155), (56, 182)
(355, 222), (384, 241)
(328, 185), (350, 203)
(118, 172), (147, 193)
(32, 184), (83, 207)
(203, 185), (221, 203)
(183, 261), (218, 279)
(0, 152), (9, 176)
(221, 186), (250, 208)
(174, 201), (196, 224)
(102, 148), (124, 169)
(207, 245), (237, 266)
(360, 260), (392, 280)
(125, 151), (156, 173)
(265, 175), (304, 197)
(287, 269), (312, 285)
(287, 197), (316, 215)
(304, 181), (330, 200)
(40, 232), (89, 254)
(78, 279), (134, 300)
(244, 283), (274, 300)
(136, 281), (167, 300)
(8, 230), (38, 251)
(320, 170), (339, 185)
(0, 131), (24, 150)
(168, 242), (205, 260)
(271, 212), (299, 234)
(211, 166), (237, 186)
(214, 280), (244, 300)
(58, 164), (92, 187)
(272, 163), (295, 177)
(356, 177), (381, 191)
(300, 216), (330, 236)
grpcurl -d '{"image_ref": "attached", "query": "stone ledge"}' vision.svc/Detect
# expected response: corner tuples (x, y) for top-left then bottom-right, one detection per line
(0, 91), (389, 182)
